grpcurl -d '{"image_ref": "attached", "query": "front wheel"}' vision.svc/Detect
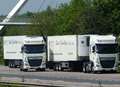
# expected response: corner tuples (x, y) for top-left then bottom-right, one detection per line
(21, 69), (28, 72)
(20, 65), (28, 72)
(36, 68), (45, 71)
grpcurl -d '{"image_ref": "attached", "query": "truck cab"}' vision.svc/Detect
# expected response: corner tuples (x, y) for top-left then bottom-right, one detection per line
(89, 35), (119, 72)
(20, 36), (46, 71)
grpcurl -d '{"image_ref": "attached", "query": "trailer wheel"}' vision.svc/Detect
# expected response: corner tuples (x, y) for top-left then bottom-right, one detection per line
(83, 67), (86, 73)
(90, 63), (97, 73)
(83, 63), (87, 73)
(86, 65), (89, 73)
(83, 62), (92, 73)
(53, 65), (58, 71)
(84, 62), (94, 73)
(91, 66), (96, 73)
(54, 64), (60, 71)
(58, 64), (63, 71)
(56, 65), (59, 71)
(9, 63), (15, 68)
(20, 62), (24, 71)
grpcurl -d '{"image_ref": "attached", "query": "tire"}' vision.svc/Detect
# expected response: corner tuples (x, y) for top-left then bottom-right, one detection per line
(83, 62), (91, 73)
(83, 63), (87, 73)
(53, 65), (57, 71)
(20, 68), (23, 71)
(86, 64), (90, 73)
(36, 68), (41, 71)
(20, 63), (23, 71)
(91, 65), (94, 73)
(83, 67), (86, 73)
(112, 70), (117, 73)
(58, 64), (63, 71)
(53, 66), (56, 71)
(55, 65), (59, 71)
(22, 69), (28, 72)
(10, 64), (14, 68)
(41, 68), (45, 71)
(36, 68), (45, 71)
(54, 64), (59, 71)
(8, 64), (11, 68)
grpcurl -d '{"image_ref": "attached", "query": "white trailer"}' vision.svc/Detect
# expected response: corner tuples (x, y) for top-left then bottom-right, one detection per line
(47, 35), (85, 71)
(3, 36), (25, 68)
(47, 35), (119, 72)
(3, 36), (46, 71)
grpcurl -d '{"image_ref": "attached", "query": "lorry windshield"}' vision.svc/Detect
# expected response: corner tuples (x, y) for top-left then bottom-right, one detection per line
(23, 44), (45, 53)
(96, 44), (118, 54)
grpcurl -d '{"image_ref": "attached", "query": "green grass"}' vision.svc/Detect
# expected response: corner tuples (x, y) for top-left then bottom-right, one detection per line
(0, 84), (24, 87)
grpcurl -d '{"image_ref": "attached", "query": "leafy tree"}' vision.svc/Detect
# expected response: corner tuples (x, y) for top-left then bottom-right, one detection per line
(31, 0), (87, 35)
(3, 0), (120, 36)
(92, 0), (120, 36)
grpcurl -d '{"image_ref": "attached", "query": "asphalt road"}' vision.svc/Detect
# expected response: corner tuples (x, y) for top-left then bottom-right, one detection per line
(0, 66), (120, 85)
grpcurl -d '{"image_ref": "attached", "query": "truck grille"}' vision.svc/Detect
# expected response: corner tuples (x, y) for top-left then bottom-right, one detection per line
(100, 57), (115, 68)
(28, 58), (42, 67)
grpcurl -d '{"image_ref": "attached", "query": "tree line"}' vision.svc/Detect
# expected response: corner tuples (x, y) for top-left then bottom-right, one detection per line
(2, 0), (120, 37)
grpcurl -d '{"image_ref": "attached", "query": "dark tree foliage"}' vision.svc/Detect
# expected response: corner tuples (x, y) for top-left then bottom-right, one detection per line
(30, 0), (87, 35)
(92, 0), (120, 36)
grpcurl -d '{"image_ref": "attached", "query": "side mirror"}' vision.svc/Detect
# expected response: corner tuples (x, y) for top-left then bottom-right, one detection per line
(21, 46), (24, 53)
(92, 46), (95, 53)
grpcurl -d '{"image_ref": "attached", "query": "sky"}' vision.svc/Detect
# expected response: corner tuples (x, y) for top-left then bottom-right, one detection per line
(0, 0), (71, 15)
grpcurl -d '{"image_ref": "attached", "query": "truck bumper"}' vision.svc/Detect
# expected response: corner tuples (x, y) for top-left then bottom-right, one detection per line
(94, 67), (117, 72)
(23, 64), (46, 70)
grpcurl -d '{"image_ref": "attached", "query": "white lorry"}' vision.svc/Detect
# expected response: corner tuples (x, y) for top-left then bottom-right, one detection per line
(3, 36), (46, 71)
(4, 35), (119, 72)
(47, 35), (79, 71)
(47, 35), (119, 72)
(3, 36), (24, 68)
(85, 35), (119, 73)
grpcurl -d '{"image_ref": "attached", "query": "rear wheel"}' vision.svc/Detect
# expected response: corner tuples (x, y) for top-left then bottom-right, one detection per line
(83, 62), (93, 73)
(58, 64), (63, 71)
(54, 64), (60, 71)
(86, 64), (90, 73)
(54, 65), (58, 71)
(83, 63), (87, 73)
